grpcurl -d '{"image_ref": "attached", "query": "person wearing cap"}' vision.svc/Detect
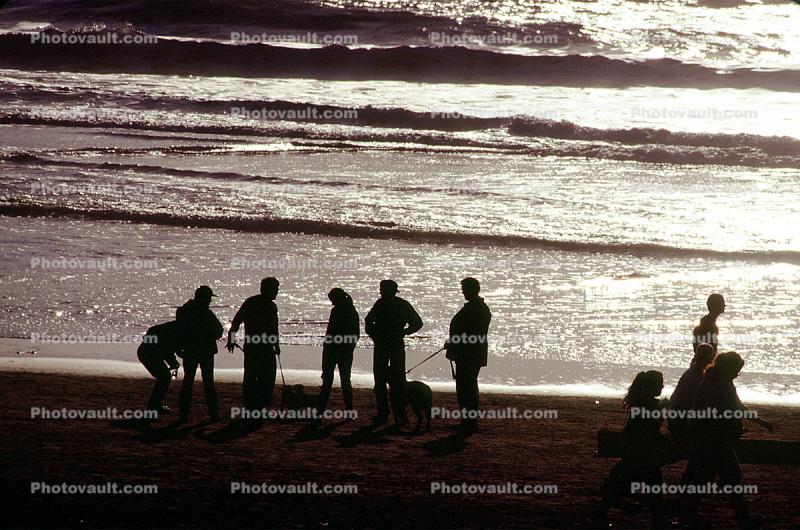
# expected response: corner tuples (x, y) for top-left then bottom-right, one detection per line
(365, 279), (423, 426)
(176, 285), (223, 422)
(227, 277), (281, 411)
(445, 277), (492, 433)
(693, 293), (725, 354)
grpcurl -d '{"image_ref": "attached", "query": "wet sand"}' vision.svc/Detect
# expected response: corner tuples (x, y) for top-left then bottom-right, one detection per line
(1, 371), (799, 529)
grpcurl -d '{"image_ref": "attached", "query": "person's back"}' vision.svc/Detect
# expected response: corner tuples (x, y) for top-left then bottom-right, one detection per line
(177, 298), (223, 355)
(324, 298), (359, 353)
(689, 372), (744, 447)
(623, 395), (666, 451)
(447, 295), (492, 367)
(234, 294), (279, 346)
(692, 293), (725, 353)
(365, 295), (422, 345)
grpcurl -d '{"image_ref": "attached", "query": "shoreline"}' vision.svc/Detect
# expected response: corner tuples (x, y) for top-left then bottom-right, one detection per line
(3, 337), (799, 407)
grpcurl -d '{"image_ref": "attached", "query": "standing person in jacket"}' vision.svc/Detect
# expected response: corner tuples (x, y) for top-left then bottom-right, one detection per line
(227, 277), (281, 411)
(444, 277), (492, 433)
(137, 320), (182, 416)
(316, 288), (360, 422)
(177, 285), (223, 422)
(365, 279), (423, 426)
(682, 351), (774, 528)
(593, 370), (669, 529)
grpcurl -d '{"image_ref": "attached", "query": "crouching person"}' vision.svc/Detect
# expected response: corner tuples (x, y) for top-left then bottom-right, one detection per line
(137, 320), (182, 417)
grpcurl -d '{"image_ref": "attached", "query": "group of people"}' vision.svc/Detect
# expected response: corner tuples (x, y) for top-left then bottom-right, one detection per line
(594, 294), (774, 529)
(137, 277), (491, 431)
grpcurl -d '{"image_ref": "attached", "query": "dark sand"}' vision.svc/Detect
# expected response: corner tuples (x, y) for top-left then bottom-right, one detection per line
(1, 371), (798, 529)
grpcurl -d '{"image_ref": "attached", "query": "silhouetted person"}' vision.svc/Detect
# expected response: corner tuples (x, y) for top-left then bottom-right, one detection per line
(365, 279), (423, 426)
(177, 285), (223, 422)
(693, 293), (725, 353)
(227, 277), (281, 411)
(594, 371), (668, 529)
(445, 277), (491, 433)
(137, 320), (181, 415)
(682, 352), (773, 528)
(316, 288), (359, 421)
(669, 343), (716, 448)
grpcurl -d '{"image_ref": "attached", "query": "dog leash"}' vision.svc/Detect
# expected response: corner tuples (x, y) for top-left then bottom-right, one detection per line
(277, 352), (287, 387)
(406, 346), (446, 375)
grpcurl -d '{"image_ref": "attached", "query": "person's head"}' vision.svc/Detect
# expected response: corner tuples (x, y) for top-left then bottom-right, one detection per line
(260, 277), (280, 300)
(692, 343), (716, 371)
(623, 370), (664, 409)
(379, 279), (398, 299)
(461, 277), (481, 301)
(707, 293), (726, 315)
(328, 287), (352, 306)
(194, 285), (216, 307)
(706, 351), (744, 382)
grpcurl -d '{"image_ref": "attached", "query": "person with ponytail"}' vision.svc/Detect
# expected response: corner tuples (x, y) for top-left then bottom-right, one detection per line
(316, 288), (360, 422)
(682, 351), (774, 528)
(594, 370), (668, 528)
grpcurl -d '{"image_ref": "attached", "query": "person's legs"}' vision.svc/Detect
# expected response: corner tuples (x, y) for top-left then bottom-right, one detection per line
(179, 355), (199, 418)
(263, 352), (277, 406)
(317, 349), (336, 414)
(715, 446), (751, 526)
(242, 352), (258, 410)
(339, 348), (354, 411)
(388, 346), (407, 424)
(138, 346), (171, 411)
(199, 353), (218, 419)
(372, 347), (390, 420)
(455, 362), (480, 428)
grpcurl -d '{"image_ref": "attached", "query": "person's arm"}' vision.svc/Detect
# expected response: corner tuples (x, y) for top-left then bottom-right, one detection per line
(227, 301), (246, 352)
(364, 303), (377, 340)
(272, 302), (280, 356)
(404, 301), (423, 336)
(734, 387), (774, 433)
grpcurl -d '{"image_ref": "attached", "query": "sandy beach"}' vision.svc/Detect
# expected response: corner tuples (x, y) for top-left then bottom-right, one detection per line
(2, 369), (798, 529)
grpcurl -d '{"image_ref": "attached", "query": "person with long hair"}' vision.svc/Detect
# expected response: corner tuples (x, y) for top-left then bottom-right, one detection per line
(594, 370), (669, 528)
(316, 288), (360, 422)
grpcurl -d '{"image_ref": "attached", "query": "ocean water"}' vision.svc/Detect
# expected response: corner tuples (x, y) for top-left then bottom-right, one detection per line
(0, 0), (798, 401)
